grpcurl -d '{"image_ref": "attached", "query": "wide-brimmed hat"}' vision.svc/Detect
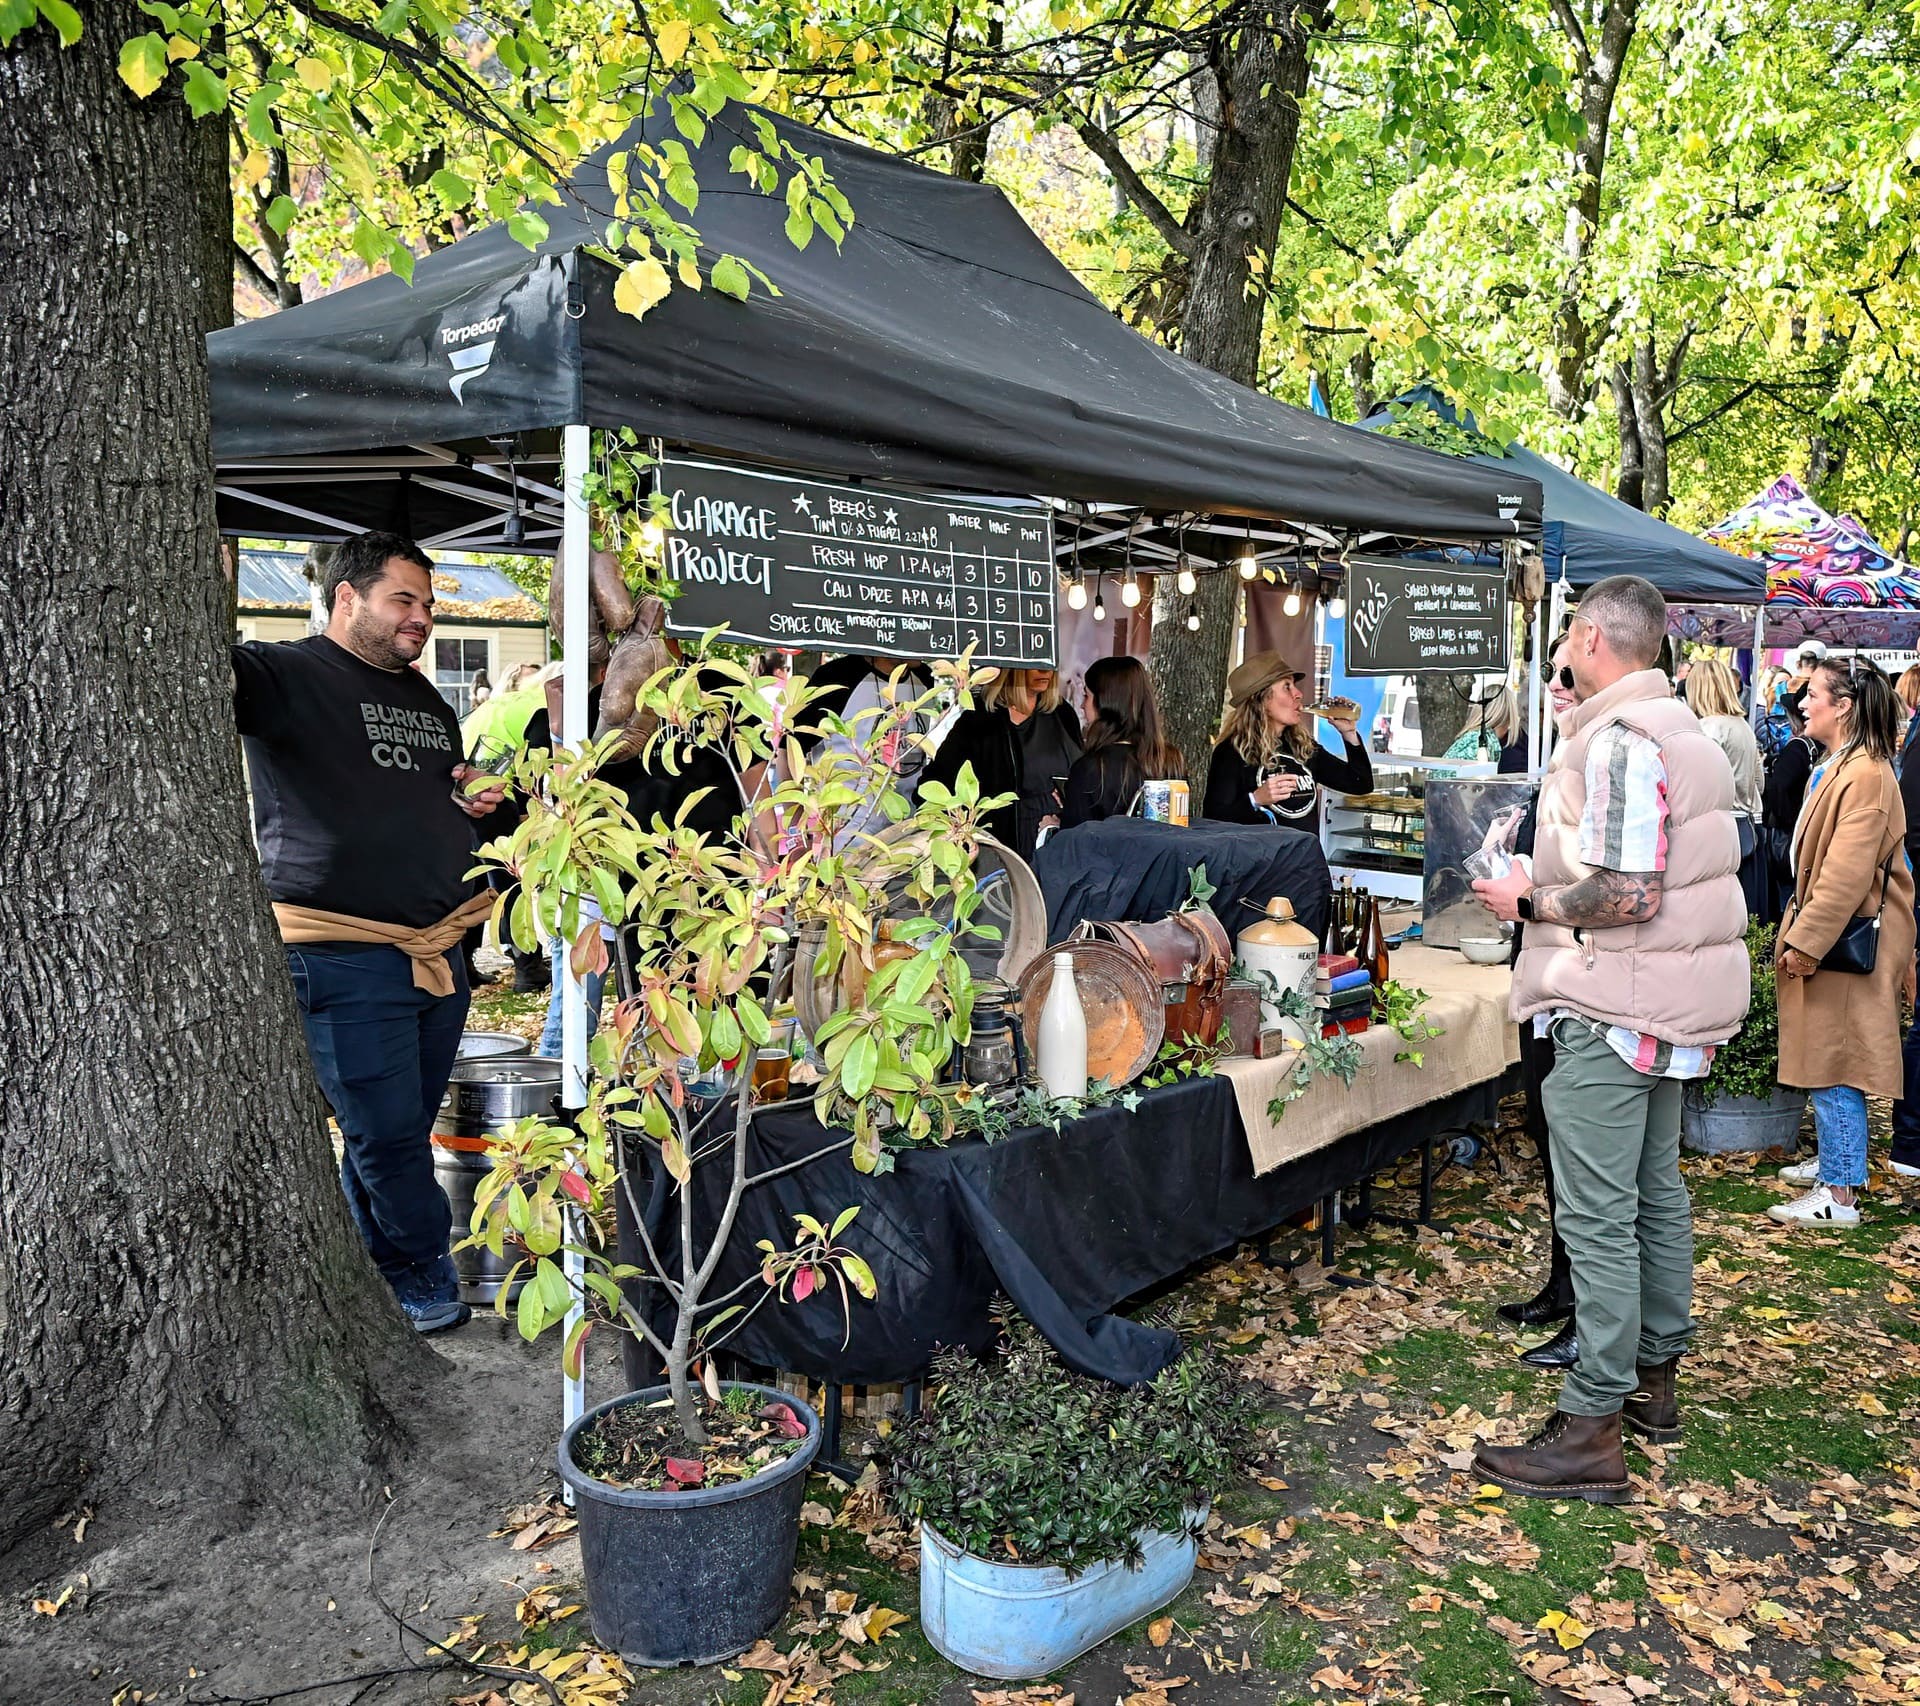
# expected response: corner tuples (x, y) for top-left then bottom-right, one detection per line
(1227, 650), (1307, 707)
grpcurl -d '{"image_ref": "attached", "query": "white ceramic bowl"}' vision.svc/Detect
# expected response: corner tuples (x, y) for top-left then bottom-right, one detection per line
(1457, 936), (1510, 966)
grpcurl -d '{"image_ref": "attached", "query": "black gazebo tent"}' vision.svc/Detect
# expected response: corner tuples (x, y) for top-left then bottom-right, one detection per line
(209, 101), (1540, 555)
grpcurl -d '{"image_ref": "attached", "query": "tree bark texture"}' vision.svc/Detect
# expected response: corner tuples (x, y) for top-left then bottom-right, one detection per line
(1609, 362), (1645, 508)
(1148, 3), (1326, 801)
(1544, 0), (1640, 418)
(0, 5), (423, 1552)
(1607, 334), (1686, 513)
(1414, 674), (1474, 758)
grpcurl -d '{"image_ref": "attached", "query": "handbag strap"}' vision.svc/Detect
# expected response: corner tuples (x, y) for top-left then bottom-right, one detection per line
(1791, 843), (1898, 933)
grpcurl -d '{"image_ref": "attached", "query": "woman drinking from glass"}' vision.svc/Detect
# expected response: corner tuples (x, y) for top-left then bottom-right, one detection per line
(1200, 652), (1369, 830)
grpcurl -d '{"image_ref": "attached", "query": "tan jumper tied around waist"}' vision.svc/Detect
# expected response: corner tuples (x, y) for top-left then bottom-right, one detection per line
(274, 891), (497, 997)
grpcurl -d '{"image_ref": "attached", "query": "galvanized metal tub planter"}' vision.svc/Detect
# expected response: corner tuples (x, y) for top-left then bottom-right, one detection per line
(919, 1506), (1205, 1679)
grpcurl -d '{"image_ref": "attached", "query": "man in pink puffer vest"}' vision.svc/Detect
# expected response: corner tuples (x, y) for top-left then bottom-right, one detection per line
(1470, 576), (1750, 1502)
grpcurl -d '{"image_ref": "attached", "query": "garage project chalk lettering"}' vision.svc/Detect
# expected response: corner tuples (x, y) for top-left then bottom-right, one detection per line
(658, 456), (1057, 668)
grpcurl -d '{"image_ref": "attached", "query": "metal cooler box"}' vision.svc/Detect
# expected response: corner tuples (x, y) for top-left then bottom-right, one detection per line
(1422, 774), (1535, 950)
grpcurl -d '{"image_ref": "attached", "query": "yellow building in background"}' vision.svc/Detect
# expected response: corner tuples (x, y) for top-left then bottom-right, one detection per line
(234, 546), (548, 719)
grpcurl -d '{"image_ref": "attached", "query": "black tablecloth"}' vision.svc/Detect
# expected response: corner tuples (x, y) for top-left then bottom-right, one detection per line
(1034, 818), (1330, 943)
(663, 1068), (1503, 1388)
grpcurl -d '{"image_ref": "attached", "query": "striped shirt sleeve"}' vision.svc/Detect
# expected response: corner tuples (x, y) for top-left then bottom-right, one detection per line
(1578, 725), (1669, 872)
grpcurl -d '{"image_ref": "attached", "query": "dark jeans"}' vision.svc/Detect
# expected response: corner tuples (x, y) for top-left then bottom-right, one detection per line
(1894, 901), (1920, 1168)
(287, 943), (469, 1306)
(1519, 1019), (1571, 1297)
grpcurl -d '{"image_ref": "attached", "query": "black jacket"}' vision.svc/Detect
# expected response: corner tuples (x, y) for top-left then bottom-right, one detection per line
(1901, 710), (1920, 875)
(1201, 736), (1373, 827)
(1061, 741), (1182, 827)
(922, 703), (1082, 854)
(1763, 734), (1819, 836)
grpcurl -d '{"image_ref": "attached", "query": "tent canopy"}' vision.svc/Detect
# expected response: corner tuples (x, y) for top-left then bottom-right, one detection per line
(210, 103), (1539, 555)
(1357, 388), (1760, 604)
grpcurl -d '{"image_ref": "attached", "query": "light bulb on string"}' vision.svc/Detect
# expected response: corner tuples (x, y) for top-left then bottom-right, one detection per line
(1091, 577), (1107, 622)
(1066, 574), (1087, 611)
(1327, 592), (1347, 619)
(1283, 582), (1302, 618)
(1176, 556), (1196, 596)
(1185, 602), (1202, 633)
(1237, 518), (1258, 580)
(1121, 572), (1142, 609)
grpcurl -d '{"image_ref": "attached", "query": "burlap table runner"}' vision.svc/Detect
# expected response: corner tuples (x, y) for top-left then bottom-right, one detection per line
(1220, 944), (1519, 1177)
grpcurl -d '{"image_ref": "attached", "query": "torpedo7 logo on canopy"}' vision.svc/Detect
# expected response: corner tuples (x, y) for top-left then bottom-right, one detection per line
(440, 312), (505, 402)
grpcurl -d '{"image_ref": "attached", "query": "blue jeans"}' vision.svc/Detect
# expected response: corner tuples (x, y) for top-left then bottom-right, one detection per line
(537, 940), (608, 1059)
(287, 944), (469, 1306)
(1811, 1084), (1869, 1190)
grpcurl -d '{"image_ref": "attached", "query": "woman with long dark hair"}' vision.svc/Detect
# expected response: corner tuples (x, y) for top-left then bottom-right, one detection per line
(1060, 656), (1185, 826)
(1200, 652), (1369, 830)
(1771, 658), (1915, 1227)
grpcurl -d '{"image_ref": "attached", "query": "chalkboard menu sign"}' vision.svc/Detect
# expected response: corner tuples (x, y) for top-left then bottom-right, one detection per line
(658, 457), (1057, 667)
(1342, 557), (1510, 677)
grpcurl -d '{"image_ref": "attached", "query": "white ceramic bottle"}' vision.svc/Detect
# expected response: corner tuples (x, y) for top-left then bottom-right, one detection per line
(1036, 951), (1089, 1099)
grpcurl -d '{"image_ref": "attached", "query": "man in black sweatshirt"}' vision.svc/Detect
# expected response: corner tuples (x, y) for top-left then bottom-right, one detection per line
(233, 532), (504, 1332)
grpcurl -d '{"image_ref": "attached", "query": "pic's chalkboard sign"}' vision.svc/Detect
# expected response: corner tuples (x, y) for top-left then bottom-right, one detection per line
(1342, 557), (1510, 676)
(658, 457), (1056, 667)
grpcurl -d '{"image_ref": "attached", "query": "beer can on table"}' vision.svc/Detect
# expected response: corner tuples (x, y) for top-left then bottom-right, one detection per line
(1142, 780), (1190, 825)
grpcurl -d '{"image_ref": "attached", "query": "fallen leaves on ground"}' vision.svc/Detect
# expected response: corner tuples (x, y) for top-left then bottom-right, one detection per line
(491, 1496), (577, 1552)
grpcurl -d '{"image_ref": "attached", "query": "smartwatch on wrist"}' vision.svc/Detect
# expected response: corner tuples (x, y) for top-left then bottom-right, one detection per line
(1516, 892), (1536, 923)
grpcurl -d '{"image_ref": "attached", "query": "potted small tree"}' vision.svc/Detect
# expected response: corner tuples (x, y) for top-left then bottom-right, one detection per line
(469, 647), (1001, 1665)
(1683, 921), (1805, 1153)
(887, 1316), (1256, 1680)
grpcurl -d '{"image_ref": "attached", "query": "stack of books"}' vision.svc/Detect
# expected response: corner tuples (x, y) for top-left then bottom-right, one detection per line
(1315, 953), (1373, 1040)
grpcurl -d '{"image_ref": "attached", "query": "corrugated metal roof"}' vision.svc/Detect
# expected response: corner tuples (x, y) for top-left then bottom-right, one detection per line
(236, 548), (539, 618)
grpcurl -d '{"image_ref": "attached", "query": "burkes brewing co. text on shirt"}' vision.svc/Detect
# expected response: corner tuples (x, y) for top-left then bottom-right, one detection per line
(359, 701), (454, 770)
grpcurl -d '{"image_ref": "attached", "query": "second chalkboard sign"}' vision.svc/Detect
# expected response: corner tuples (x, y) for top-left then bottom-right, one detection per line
(1342, 557), (1510, 677)
(658, 456), (1057, 667)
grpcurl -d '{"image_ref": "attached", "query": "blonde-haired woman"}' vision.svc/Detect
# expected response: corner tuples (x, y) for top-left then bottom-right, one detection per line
(922, 666), (1082, 860)
(1686, 656), (1766, 915)
(1201, 652), (1370, 830)
(1444, 685), (1520, 765)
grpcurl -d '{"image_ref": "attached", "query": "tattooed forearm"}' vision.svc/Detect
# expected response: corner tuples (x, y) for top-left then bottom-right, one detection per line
(1533, 868), (1663, 928)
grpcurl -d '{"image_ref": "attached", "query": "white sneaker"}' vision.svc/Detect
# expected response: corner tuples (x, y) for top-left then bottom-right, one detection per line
(1778, 1159), (1820, 1182)
(1893, 1161), (1920, 1179)
(1767, 1185), (1861, 1227)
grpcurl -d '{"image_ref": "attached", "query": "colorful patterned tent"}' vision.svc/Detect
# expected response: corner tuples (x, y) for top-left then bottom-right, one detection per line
(1706, 474), (1920, 610)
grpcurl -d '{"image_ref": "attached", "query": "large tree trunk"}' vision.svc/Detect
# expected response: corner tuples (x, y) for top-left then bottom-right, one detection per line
(1149, 4), (1325, 798)
(0, 2), (424, 1554)
(1544, 0), (1640, 419)
(1609, 334), (1687, 513)
(1415, 676), (1474, 758)
(1609, 361), (1646, 508)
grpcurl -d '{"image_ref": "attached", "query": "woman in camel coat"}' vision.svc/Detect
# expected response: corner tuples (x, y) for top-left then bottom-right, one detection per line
(1773, 658), (1916, 1227)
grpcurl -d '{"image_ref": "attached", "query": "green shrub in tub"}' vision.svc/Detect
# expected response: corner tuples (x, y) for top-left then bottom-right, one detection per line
(887, 1315), (1257, 1677)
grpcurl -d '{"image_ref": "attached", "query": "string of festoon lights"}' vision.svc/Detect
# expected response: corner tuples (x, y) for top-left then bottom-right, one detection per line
(1061, 511), (1349, 628)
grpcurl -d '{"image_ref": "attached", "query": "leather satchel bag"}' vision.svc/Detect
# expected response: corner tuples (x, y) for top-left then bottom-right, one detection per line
(1792, 847), (1897, 976)
(1078, 905), (1233, 1058)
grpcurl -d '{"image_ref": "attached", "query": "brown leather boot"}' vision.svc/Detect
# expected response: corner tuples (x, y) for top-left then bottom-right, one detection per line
(1623, 1357), (1681, 1443)
(1472, 1409), (1629, 1504)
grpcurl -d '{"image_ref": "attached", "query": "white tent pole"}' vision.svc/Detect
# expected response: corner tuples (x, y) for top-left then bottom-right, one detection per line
(1749, 604), (1767, 728)
(1543, 573), (1570, 775)
(560, 423), (591, 1471)
(1526, 593), (1542, 780)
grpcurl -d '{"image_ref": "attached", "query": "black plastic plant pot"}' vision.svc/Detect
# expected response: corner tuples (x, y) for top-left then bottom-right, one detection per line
(556, 1382), (823, 1667)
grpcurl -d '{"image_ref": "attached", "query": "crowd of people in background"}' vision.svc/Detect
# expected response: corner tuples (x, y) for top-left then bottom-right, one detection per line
(243, 531), (1920, 1374)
